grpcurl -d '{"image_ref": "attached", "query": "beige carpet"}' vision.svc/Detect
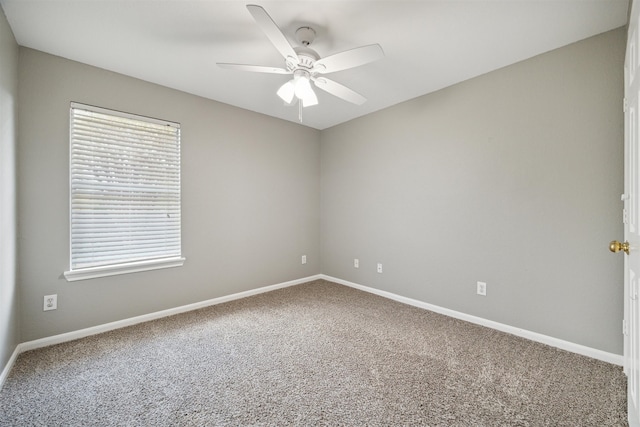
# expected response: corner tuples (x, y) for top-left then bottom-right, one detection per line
(0, 280), (628, 426)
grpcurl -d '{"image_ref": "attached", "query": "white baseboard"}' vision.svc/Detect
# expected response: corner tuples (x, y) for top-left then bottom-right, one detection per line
(1, 272), (622, 391)
(19, 274), (322, 354)
(0, 274), (322, 390)
(320, 274), (624, 366)
(0, 344), (22, 390)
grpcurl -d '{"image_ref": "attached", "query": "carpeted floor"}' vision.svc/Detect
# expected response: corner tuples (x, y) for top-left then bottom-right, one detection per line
(0, 280), (628, 426)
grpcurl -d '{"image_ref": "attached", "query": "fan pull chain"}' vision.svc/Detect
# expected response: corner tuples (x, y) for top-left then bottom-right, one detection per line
(298, 101), (303, 122)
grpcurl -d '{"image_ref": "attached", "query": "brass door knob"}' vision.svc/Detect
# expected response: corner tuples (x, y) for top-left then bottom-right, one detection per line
(610, 240), (630, 254)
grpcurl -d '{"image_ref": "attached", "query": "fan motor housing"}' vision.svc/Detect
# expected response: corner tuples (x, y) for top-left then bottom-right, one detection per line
(288, 46), (319, 71)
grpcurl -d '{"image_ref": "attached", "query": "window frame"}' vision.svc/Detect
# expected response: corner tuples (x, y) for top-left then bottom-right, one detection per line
(64, 103), (185, 282)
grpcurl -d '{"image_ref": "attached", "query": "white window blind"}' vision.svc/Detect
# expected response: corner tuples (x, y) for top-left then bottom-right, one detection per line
(66, 103), (183, 280)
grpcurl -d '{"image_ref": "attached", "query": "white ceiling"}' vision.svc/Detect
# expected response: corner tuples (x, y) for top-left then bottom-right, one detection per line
(1, 0), (630, 130)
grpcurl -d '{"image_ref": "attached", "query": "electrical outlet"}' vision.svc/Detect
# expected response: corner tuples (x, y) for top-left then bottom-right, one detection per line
(377, 263), (383, 273)
(301, 255), (307, 265)
(354, 258), (359, 268)
(477, 282), (487, 296)
(44, 294), (57, 311)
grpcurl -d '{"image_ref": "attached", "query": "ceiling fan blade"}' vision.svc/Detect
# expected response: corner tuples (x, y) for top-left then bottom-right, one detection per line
(246, 5), (298, 64)
(314, 44), (384, 74)
(217, 63), (291, 74)
(312, 77), (367, 105)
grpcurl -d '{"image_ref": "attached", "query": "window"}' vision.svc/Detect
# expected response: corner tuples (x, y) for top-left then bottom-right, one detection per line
(64, 103), (184, 281)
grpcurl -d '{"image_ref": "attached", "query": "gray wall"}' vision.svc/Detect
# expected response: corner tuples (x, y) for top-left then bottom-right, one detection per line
(17, 48), (321, 341)
(0, 6), (19, 373)
(320, 28), (625, 354)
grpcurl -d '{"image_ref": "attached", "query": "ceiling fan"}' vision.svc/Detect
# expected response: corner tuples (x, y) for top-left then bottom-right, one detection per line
(218, 4), (384, 114)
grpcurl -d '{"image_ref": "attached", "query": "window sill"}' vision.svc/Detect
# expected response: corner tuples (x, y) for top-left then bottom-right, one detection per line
(64, 257), (185, 282)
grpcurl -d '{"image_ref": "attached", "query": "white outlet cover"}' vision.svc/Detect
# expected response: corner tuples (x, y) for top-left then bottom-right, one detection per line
(44, 294), (57, 311)
(354, 258), (359, 268)
(477, 282), (487, 296)
(301, 255), (307, 264)
(377, 263), (383, 273)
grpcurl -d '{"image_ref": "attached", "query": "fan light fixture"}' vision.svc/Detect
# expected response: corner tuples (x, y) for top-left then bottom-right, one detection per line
(277, 70), (318, 107)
